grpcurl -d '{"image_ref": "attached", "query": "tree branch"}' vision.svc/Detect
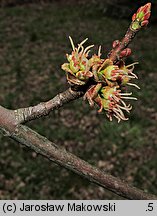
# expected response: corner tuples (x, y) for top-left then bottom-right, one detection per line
(108, 27), (136, 62)
(108, 3), (151, 62)
(4, 4), (150, 125)
(9, 4), (151, 125)
(0, 3), (153, 200)
(0, 105), (156, 200)
(13, 87), (84, 124)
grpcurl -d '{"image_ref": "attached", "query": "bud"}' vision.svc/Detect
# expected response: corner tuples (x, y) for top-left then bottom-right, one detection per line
(62, 36), (140, 122)
(112, 40), (120, 48)
(131, 3), (151, 31)
(119, 48), (132, 58)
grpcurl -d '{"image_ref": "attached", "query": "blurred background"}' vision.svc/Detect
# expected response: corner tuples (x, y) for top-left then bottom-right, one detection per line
(0, 0), (157, 199)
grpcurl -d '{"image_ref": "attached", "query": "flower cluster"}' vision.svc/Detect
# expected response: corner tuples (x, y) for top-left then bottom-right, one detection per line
(62, 37), (140, 122)
(62, 37), (94, 86)
(61, 3), (152, 122)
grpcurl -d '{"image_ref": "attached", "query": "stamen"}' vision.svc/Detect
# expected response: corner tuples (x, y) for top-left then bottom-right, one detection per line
(120, 99), (127, 107)
(120, 92), (132, 96)
(113, 108), (124, 119)
(118, 106), (130, 113)
(113, 114), (121, 123)
(107, 113), (113, 121)
(121, 96), (137, 100)
(127, 82), (140, 89)
(113, 95), (120, 102)
(98, 46), (102, 57)
(69, 36), (75, 51)
(128, 75), (136, 79)
(121, 103), (132, 110)
(129, 71), (138, 79)
(114, 107), (125, 118)
(79, 45), (84, 54)
(83, 45), (94, 55)
(126, 62), (139, 68)
(77, 38), (88, 52)
(86, 50), (91, 56)
(114, 109), (128, 121)
(80, 38), (88, 46)
(118, 104), (132, 113)
(113, 109), (125, 120)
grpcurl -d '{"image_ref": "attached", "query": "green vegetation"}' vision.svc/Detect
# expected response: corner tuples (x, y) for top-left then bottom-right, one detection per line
(0, 2), (157, 199)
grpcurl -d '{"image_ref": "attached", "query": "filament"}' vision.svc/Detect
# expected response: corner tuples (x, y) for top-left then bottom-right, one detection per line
(107, 113), (113, 121)
(120, 92), (132, 96)
(121, 96), (137, 100)
(120, 99), (127, 107)
(69, 36), (75, 51)
(77, 38), (88, 52)
(128, 75), (136, 79)
(113, 95), (120, 102)
(114, 107), (125, 118)
(79, 45), (84, 54)
(126, 62), (139, 68)
(98, 46), (102, 57)
(113, 108), (124, 119)
(114, 109), (128, 121)
(83, 45), (94, 55)
(118, 104), (132, 113)
(129, 71), (138, 79)
(113, 114), (121, 123)
(127, 82), (140, 89)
